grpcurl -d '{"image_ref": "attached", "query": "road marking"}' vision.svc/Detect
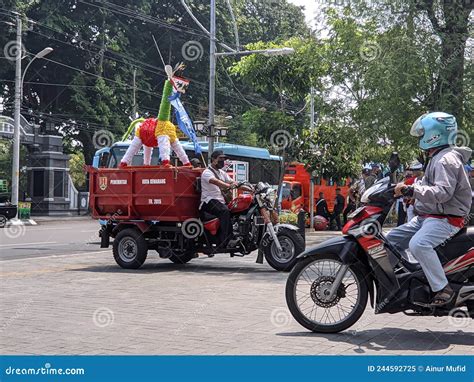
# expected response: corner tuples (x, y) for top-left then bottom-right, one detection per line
(0, 250), (110, 263)
(14, 226), (72, 231)
(0, 265), (90, 277)
(0, 241), (58, 248)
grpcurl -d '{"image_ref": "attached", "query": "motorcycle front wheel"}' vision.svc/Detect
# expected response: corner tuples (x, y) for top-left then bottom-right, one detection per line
(263, 227), (305, 272)
(286, 253), (368, 333)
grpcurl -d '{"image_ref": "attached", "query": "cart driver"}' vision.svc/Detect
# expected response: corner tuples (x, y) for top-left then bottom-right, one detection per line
(200, 150), (248, 247)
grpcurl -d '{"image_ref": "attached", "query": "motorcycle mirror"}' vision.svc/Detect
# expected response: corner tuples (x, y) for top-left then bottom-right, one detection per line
(388, 152), (401, 173)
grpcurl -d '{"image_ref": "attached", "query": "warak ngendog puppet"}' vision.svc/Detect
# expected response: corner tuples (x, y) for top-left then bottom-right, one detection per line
(120, 63), (196, 167)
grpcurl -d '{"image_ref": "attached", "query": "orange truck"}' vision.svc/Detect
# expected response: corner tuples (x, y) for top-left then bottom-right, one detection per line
(281, 162), (351, 214)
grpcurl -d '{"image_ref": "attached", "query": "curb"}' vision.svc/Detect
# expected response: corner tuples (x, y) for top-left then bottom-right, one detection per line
(5, 218), (37, 227)
(32, 215), (91, 222)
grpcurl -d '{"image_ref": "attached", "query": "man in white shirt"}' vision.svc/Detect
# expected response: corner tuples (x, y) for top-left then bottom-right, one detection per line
(200, 150), (238, 246)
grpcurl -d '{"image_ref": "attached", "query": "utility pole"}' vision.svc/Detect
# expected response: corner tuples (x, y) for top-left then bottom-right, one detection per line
(208, 0), (216, 162)
(132, 67), (137, 119)
(11, 15), (22, 216)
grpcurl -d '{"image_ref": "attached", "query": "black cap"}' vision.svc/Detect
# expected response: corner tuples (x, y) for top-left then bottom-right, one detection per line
(210, 150), (227, 160)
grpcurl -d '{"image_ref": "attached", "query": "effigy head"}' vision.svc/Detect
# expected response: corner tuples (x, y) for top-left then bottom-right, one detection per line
(165, 63), (190, 93)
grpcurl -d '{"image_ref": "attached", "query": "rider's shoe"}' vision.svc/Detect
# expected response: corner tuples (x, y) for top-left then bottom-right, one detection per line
(430, 285), (455, 307)
(413, 285), (455, 308)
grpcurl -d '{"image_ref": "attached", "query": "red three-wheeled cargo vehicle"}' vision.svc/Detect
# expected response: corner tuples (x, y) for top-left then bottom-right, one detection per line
(87, 165), (305, 271)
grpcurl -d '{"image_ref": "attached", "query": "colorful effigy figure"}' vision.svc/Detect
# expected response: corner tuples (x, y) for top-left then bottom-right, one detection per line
(120, 66), (191, 167)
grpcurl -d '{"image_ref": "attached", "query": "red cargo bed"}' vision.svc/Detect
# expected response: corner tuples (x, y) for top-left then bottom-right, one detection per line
(88, 166), (203, 221)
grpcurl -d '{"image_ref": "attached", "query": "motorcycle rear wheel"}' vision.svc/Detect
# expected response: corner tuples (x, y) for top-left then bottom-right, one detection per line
(286, 253), (368, 333)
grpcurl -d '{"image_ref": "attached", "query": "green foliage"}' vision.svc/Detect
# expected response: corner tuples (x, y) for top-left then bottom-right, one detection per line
(234, 0), (310, 44)
(241, 108), (298, 149)
(0, 0), (309, 164)
(69, 152), (86, 191)
(293, 126), (362, 180)
(0, 141), (12, 187)
(225, 115), (258, 147)
(231, 37), (326, 105)
(232, 2), (472, 177)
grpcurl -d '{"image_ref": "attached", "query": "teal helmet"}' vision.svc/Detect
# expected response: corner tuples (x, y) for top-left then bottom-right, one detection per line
(410, 112), (457, 150)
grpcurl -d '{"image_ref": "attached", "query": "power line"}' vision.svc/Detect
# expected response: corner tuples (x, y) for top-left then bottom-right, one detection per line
(1, 78), (99, 88)
(1, 6), (305, 116)
(78, 0), (206, 39)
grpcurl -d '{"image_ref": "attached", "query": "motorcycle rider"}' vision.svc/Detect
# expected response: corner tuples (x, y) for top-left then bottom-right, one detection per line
(200, 150), (250, 247)
(388, 112), (472, 307)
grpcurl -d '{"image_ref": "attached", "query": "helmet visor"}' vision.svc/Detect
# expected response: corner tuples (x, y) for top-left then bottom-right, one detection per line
(410, 115), (425, 137)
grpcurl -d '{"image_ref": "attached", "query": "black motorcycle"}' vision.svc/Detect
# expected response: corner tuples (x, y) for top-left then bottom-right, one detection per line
(285, 154), (474, 332)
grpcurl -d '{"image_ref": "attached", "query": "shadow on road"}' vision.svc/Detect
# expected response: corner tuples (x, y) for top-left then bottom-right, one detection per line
(67, 260), (281, 279)
(277, 327), (473, 352)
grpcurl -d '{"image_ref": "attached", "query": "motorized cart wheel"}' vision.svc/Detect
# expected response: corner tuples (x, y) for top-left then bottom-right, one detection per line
(113, 228), (148, 269)
(168, 251), (197, 264)
(263, 227), (305, 272)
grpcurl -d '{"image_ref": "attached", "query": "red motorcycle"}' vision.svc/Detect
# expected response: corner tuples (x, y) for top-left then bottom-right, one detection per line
(286, 153), (473, 332)
(192, 181), (304, 271)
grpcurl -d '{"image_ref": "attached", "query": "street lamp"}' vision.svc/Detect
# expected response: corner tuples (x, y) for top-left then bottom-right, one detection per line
(207, 0), (294, 162)
(21, 47), (53, 98)
(193, 120), (208, 137)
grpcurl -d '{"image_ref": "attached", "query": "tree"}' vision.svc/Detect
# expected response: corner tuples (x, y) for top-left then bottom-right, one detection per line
(0, 0), (310, 165)
(234, 0), (310, 44)
(413, 0), (473, 125)
(69, 152), (86, 190)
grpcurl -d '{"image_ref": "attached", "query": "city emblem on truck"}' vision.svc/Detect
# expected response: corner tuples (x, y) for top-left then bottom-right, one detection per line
(99, 176), (108, 191)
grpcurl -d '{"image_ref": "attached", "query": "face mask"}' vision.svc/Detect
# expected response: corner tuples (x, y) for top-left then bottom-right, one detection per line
(216, 160), (225, 169)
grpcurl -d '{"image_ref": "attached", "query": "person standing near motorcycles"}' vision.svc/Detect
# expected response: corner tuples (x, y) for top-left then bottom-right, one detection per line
(388, 112), (472, 307)
(330, 188), (345, 230)
(315, 192), (329, 220)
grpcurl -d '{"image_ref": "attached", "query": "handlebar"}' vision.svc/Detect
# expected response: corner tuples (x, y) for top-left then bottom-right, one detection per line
(229, 181), (254, 192)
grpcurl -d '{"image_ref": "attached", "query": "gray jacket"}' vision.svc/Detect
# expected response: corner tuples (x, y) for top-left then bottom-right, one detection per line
(414, 146), (472, 217)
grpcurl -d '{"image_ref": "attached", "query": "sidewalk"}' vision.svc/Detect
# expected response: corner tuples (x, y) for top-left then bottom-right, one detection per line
(32, 215), (92, 224)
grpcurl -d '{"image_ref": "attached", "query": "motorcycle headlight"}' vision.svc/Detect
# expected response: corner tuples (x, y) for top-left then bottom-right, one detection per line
(256, 181), (266, 192)
(265, 189), (277, 206)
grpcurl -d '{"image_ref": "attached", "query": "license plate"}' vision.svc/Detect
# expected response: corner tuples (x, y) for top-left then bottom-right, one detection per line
(348, 207), (364, 219)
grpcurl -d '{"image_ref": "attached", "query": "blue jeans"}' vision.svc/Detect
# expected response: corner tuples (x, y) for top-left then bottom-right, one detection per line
(386, 216), (460, 292)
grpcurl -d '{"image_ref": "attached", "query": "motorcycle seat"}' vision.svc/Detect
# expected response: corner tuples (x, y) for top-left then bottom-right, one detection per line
(436, 226), (474, 264)
(199, 210), (218, 223)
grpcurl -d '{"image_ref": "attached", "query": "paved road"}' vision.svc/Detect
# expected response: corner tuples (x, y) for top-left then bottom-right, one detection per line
(0, 219), (103, 261)
(0, 220), (472, 355)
